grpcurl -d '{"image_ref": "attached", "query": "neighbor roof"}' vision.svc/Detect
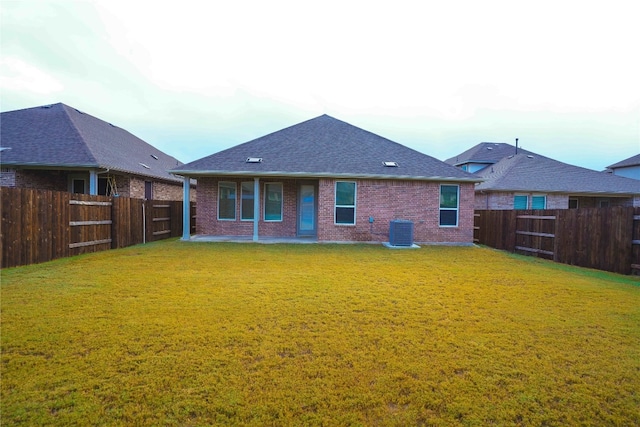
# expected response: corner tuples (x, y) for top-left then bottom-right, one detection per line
(445, 142), (535, 167)
(0, 103), (183, 183)
(607, 153), (640, 169)
(172, 115), (480, 182)
(476, 152), (640, 195)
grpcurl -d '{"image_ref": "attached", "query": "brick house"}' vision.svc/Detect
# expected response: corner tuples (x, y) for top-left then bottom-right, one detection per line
(171, 115), (480, 244)
(446, 143), (640, 209)
(0, 103), (194, 201)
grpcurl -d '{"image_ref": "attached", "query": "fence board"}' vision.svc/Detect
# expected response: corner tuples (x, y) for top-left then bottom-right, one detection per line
(475, 207), (636, 275)
(2, 188), (192, 268)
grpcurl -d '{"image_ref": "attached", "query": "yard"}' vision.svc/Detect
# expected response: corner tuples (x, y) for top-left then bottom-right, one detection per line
(1, 241), (639, 426)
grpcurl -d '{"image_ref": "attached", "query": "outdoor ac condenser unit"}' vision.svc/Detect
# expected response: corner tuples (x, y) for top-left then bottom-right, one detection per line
(389, 220), (414, 247)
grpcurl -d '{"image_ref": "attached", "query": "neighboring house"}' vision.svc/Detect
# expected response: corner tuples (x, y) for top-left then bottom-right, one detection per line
(0, 103), (193, 200)
(446, 143), (640, 209)
(446, 142), (534, 173)
(607, 154), (640, 180)
(171, 114), (481, 243)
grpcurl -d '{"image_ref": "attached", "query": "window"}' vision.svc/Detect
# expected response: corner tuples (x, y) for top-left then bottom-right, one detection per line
(531, 195), (546, 210)
(599, 199), (610, 208)
(439, 185), (459, 227)
(145, 181), (153, 199)
(335, 181), (356, 225)
(568, 198), (578, 209)
(72, 178), (86, 194)
(218, 182), (236, 220)
(264, 183), (283, 221)
(241, 182), (255, 220)
(98, 178), (108, 196)
(514, 195), (528, 210)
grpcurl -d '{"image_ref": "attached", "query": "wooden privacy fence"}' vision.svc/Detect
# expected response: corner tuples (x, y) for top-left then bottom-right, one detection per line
(1, 187), (196, 268)
(474, 207), (640, 275)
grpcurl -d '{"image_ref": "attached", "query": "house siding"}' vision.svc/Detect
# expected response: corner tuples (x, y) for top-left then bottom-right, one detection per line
(611, 165), (640, 180)
(196, 177), (475, 244)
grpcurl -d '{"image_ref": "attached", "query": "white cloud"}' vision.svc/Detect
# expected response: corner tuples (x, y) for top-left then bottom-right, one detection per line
(0, 57), (64, 94)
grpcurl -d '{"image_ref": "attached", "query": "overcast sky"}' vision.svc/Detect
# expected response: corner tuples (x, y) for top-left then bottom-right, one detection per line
(1, 0), (639, 170)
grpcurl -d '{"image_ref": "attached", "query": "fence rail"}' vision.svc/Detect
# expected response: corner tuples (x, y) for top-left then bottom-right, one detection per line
(474, 207), (640, 275)
(1, 187), (195, 268)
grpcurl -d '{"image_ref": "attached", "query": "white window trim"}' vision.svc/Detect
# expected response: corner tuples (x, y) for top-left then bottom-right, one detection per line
(439, 184), (459, 227)
(263, 182), (283, 222)
(218, 181), (237, 221)
(240, 181), (255, 221)
(334, 181), (357, 226)
(568, 198), (579, 209)
(69, 174), (88, 194)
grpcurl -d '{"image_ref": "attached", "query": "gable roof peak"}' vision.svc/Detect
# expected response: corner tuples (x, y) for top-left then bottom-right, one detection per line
(173, 115), (480, 182)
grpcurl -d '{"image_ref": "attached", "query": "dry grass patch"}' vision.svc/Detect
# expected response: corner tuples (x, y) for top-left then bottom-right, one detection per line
(2, 240), (639, 425)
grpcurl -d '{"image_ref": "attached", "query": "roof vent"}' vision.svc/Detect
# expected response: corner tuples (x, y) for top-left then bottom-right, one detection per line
(41, 105), (53, 109)
(246, 157), (263, 163)
(383, 161), (399, 167)
(150, 154), (159, 160)
(527, 155), (534, 159)
(487, 147), (493, 150)
(139, 163), (150, 169)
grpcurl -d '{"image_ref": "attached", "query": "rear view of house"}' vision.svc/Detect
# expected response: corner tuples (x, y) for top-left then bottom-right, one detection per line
(172, 115), (480, 244)
(0, 103), (191, 200)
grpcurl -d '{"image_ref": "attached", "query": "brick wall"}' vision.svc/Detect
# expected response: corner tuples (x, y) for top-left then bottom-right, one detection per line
(477, 191), (636, 209)
(0, 169), (187, 201)
(0, 169), (16, 187)
(9, 169), (69, 191)
(196, 176), (475, 244)
(317, 179), (474, 244)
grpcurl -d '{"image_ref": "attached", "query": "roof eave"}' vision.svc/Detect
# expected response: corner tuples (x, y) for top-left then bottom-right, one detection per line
(476, 188), (639, 197)
(4, 162), (183, 183)
(170, 169), (483, 183)
(0, 161), (99, 170)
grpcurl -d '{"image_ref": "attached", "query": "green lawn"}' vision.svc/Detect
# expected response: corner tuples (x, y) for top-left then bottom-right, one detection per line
(1, 240), (639, 426)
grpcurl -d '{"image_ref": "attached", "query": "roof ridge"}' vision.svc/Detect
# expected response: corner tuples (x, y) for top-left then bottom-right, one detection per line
(59, 104), (100, 165)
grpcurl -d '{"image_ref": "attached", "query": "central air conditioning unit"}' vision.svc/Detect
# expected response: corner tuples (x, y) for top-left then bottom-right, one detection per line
(389, 220), (414, 247)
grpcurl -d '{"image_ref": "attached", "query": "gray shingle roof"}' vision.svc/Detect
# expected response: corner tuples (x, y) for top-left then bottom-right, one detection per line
(445, 142), (534, 166)
(172, 115), (479, 182)
(607, 153), (640, 169)
(0, 103), (183, 183)
(476, 152), (640, 195)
